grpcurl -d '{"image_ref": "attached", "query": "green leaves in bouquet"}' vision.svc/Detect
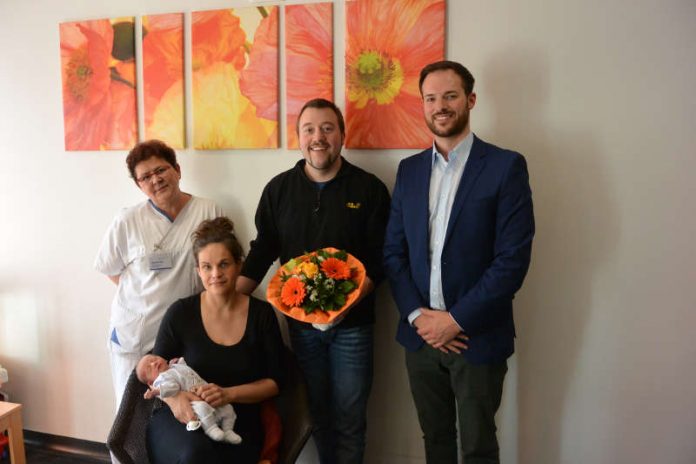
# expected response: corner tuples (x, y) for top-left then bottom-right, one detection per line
(339, 280), (356, 293)
(283, 258), (299, 273)
(317, 249), (348, 261)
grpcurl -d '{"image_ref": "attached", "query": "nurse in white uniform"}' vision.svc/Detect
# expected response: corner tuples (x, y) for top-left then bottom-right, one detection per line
(95, 140), (223, 406)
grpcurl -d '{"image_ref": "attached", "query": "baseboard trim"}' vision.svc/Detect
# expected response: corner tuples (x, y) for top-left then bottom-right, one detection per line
(24, 430), (111, 462)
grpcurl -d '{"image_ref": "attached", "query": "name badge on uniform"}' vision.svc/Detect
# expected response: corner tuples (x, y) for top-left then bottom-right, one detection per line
(149, 252), (173, 271)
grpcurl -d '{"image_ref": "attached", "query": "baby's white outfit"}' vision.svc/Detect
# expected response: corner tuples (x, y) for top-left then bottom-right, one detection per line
(153, 358), (241, 444)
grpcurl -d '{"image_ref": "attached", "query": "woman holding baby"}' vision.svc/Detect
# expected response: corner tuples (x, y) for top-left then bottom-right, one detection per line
(146, 217), (283, 464)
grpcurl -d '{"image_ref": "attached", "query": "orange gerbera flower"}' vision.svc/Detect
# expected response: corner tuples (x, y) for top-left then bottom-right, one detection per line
(345, 0), (445, 148)
(281, 277), (306, 307)
(284, 3), (334, 149)
(320, 258), (351, 280)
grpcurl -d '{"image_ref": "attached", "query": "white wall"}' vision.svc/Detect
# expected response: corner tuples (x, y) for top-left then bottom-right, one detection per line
(1, 0), (695, 463)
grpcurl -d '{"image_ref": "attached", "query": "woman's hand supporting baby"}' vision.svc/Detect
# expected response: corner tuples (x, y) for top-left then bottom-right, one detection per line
(163, 391), (201, 424)
(194, 379), (279, 408)
(192, 383), (230, 408)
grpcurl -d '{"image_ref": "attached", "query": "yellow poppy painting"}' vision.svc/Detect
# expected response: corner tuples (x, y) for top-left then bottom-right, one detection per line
(192, 7), (278, 149)
(345, 0), (445, 149)
(285, 3), (334, 149)
(142, 13), (185, 149)
(59, 18), (138, 151)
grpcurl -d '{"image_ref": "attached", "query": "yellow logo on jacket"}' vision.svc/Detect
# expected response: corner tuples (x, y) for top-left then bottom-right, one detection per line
(346, 202), (361, 209)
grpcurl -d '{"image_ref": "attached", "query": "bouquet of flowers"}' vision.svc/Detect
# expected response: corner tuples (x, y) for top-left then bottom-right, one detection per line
(266, 247), (366, 325)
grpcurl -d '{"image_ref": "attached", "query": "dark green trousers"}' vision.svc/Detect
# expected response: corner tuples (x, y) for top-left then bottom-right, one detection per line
(405, 345), (508, 464)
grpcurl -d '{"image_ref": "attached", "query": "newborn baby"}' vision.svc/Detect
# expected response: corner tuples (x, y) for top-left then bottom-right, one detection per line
(136, 354), (242, 444)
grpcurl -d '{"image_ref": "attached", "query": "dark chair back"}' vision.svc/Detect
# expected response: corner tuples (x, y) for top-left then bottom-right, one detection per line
(107, 369), (158, 464)
(277, 348), (313, 464)
(107, 347), (313, 464)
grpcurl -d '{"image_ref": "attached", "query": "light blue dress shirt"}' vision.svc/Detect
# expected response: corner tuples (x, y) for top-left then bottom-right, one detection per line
(408, 132), (474, 326)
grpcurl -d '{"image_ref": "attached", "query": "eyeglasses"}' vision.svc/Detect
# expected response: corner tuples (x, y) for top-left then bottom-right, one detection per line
(136, 166), (170, 184)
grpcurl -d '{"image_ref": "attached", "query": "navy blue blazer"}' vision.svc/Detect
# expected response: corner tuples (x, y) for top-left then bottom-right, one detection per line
(383, 135), (534, 364)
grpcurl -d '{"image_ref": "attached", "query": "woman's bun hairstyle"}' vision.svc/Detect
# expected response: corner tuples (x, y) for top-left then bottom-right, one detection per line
(192, 216), (244, 265)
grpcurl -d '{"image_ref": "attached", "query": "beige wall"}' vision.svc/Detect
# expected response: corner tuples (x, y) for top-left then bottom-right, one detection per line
(1, 0), (695, 462)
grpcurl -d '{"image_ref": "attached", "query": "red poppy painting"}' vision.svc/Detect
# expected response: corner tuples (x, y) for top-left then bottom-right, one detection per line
(59, 18), (138, 151)
(142, 13), (184, 148)
(285, 3), (334, 149)
(345, 0), (445, 149)
(192, 7), (278, 149)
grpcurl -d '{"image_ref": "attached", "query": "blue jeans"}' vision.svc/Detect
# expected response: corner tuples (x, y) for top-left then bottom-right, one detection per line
(289, 324), (374, 464)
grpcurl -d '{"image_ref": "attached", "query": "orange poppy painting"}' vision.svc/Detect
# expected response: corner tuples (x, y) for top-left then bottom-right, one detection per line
(142, 13), (184, 148)
(59, 18), (138, 151)
(285, 3), (334, 149)
(345, 0), (445, 149)
(192, 7), (278, 149)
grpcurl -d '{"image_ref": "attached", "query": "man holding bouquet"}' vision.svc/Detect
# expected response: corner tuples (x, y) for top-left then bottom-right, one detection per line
(237, 98), (390, 464)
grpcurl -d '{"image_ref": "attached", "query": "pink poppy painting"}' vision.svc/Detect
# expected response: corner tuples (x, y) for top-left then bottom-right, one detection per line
(59, 18), (138, 151)
(142, 13), (185, 148)
(285, 3), (334, 149)
(345, 0), (445, 149)
(192, 7), (278, 149)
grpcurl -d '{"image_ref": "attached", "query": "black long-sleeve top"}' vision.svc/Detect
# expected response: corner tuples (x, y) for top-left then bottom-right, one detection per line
(241, 158), (391, 329)
(153, 295), (284, 451)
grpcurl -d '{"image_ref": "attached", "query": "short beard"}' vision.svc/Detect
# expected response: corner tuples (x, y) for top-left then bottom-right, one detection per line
(307, 151), (338, 171)
(426, 111), (469, 138)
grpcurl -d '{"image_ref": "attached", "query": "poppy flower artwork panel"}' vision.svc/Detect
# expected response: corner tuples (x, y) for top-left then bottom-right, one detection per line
(285, 3), (334, 149)
(142, 13), (185, 149)
(192, 7), (279, 150)
(59, 17), (138, 151)
(345, 0), (445, 149)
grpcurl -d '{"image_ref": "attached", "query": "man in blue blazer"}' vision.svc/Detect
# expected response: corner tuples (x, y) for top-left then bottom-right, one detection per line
(384, 60), (534, 463)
